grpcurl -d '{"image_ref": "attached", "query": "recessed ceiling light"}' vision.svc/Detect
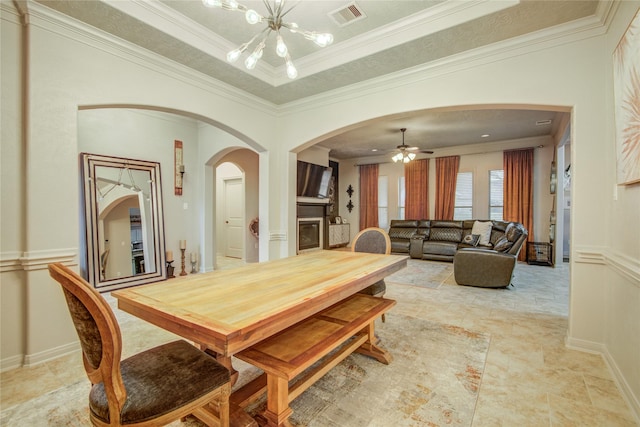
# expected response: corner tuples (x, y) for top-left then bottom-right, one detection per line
(371, 148), (378, 152)
(481, 134), (490, 138)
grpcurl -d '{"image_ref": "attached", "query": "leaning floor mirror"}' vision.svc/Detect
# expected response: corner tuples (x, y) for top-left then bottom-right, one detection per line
(80, 153), (166, 291)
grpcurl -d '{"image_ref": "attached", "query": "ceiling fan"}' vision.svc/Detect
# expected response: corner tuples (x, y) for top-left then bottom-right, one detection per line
(391, 128), (433, 163)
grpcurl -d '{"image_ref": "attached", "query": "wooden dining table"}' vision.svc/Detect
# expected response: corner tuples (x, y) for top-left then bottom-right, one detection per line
(112, 249), (408, 426)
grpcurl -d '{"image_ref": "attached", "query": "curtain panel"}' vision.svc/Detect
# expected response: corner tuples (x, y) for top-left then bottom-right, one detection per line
(404, 159), (429, 219)
(504, 148), (534, 262)
(359, 164), (379, 230)
(434, 156), (460, 220)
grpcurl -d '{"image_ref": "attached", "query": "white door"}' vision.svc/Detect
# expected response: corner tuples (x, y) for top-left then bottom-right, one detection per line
(224, 178), (244, 259)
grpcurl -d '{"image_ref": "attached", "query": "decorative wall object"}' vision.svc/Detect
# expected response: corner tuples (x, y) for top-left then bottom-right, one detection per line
(174, 140), (185, 195)
(550, 161), (557, 194)
(346, 184), (354, 213)
(249, 217), (259, 239)
(613, 8), (640, 185)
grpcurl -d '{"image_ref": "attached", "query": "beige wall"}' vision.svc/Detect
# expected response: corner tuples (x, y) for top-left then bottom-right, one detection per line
(1, 0), (638, 419)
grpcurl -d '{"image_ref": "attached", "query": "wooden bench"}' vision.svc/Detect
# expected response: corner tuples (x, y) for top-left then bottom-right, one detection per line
(231, 293), (396, 427)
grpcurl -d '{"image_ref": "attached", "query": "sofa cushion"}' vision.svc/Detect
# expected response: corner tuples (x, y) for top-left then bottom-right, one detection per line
(471, 221), (492, 246)
(391, 240), (411, 253)
(494, 236), (514, 252)
(462, 234), (480, 247)
(430, 227), (463, 242)
(422, 241), (458, 257)
(389, 228), (417, 240)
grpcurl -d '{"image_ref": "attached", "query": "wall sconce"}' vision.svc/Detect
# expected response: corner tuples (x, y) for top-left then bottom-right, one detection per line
(174, 140), (184, 195)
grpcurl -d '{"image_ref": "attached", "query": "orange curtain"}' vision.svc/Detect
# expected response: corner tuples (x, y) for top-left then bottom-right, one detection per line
(359, 164), (379, 230)
(404, 159), (429, 219)
(504, 148), (534, 262)
(434, 156), (460, 220)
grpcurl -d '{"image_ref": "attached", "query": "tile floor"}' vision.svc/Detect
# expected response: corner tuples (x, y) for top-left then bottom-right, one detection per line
(1, 256), (638, 426)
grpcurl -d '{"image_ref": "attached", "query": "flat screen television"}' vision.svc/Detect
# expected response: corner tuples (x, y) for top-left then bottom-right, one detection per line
(297, 161), (333, 199)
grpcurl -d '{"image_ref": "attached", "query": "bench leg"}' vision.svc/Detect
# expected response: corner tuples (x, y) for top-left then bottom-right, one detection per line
(262, 375), (294, 427)
(355, 322), (393, 365)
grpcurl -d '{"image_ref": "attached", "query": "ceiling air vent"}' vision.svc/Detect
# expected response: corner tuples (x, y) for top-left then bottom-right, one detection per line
(329, 2), (366, 27)
(536, 119), (552, 126)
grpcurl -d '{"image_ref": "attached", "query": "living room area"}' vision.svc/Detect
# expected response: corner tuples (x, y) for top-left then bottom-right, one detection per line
(2, 0), (640, 425)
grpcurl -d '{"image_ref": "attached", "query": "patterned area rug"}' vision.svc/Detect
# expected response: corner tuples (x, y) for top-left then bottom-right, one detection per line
(1, 314), (489, 427)
(386, 259), (454, 289)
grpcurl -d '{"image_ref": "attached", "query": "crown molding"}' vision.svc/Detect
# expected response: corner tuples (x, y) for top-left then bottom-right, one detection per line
(278, 9), (615, 115)
(24, 1), (278, 115)
(288, 0), (519, 83)
(101, 0), (519, 87)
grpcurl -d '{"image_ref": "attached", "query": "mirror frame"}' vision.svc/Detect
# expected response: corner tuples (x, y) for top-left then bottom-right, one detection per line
(80, 153), (166, 291)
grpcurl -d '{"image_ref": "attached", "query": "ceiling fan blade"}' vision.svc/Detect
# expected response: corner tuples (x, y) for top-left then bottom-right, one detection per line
(406, 147), (434, 154)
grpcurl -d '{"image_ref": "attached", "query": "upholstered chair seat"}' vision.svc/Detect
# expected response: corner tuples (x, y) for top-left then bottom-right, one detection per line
(89, 340), (230, 424)
(48, 263), (230, 427)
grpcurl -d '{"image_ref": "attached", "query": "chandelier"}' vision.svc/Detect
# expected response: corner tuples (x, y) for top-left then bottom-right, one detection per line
(391, 128), (417, 163)
(202, 0), (334, 79)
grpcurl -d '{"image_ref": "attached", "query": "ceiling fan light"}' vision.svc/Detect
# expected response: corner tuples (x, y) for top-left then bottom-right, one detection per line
(408, 152), (416, 161)
(392, 153), (401, 163)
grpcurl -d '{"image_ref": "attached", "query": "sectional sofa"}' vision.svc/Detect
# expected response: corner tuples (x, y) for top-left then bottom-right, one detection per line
(388, 219), (528, 288)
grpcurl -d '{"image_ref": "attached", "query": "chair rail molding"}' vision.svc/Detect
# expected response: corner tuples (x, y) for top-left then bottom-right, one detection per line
(0, 249), (77, 272)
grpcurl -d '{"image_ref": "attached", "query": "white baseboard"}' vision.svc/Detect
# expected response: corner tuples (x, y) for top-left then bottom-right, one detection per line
(22, 341), (80, 367)
(566, 335), (640, 424)
(0, 354), (24, 372)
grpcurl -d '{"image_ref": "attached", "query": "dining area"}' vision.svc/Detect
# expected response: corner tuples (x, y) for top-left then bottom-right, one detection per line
(49, 249), (408, 427)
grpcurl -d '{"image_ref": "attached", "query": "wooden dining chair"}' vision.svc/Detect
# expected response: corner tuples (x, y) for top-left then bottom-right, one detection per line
(351, 227), (392, 321)
(48, 263), (231, 427)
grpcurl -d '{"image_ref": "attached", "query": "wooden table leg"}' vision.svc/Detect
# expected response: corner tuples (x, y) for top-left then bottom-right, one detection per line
(203, 348), (239, 385)
(355, 322), (393, 365)
(261, 375), (294, 427)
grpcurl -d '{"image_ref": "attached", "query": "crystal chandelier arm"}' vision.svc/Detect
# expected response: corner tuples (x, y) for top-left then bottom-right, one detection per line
(262, 0), (274, 17)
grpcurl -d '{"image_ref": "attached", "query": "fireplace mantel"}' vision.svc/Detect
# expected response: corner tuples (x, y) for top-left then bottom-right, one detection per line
(296, 196), (329, 205)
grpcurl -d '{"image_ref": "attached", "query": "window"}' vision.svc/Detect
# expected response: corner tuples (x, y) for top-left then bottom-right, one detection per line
(378, 176), (389, 229)
(454, 172), (473, 220)
(489, 169), (504, 221)
(398, 177), (405, 220)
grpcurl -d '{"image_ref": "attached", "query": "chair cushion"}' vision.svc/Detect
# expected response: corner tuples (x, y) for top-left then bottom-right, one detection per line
(90, 340), (230, 424)
(353, 231), (388, 254)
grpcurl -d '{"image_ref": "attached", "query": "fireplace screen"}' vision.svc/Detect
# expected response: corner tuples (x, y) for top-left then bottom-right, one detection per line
(297, 218), (323, 253)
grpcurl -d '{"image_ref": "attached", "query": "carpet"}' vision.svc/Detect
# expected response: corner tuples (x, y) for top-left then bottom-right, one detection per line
(386, 259), (454, 289)
(1, 314), (489, 427)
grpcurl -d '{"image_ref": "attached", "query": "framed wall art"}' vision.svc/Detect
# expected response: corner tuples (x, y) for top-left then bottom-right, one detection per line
(613, 8), (640, 185)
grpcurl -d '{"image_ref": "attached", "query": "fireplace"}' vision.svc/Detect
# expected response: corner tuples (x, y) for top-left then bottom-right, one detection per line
(297, 217), (324, 253)
(296, 201), (329, 254)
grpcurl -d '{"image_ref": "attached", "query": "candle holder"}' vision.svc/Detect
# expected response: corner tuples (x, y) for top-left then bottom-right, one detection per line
(179, 249), (187, 276)
(166, 260), (175, 278)
(191, 260), (197, 274)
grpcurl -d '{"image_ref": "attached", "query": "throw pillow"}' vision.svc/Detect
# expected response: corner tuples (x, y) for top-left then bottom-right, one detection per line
(471, 221), (492, 246)
(494, 236), (514, 252)
(462, 234), (480, 246)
